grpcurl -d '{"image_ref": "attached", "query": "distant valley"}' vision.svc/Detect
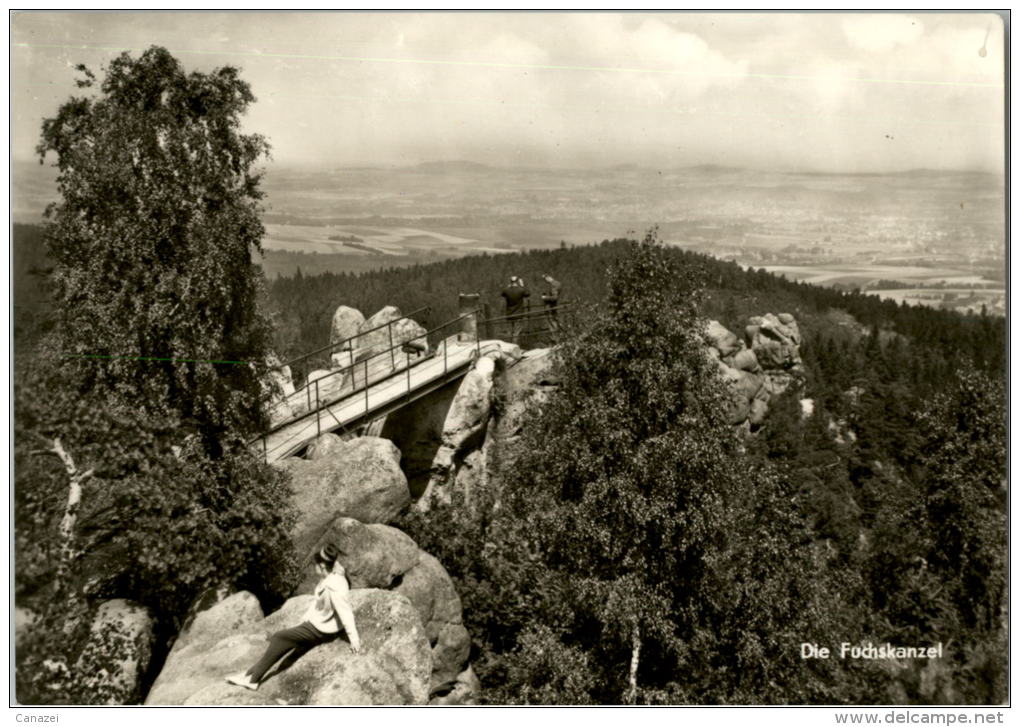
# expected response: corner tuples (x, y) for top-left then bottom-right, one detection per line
(14, 159), (1005, 314)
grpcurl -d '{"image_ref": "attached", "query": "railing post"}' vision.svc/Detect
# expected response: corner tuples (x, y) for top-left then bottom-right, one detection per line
(364, 359), (370, 413)
(315, 380), (321, 437)
(407, 351), (411, 399)
(388, 323), (395, 368)
(482, 303), (492, 339)
(458, 293), (480, 342)
(306, 377), (312, 411)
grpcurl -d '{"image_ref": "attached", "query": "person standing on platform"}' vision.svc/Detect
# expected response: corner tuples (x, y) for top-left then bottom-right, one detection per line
(541, 274), (562, 333)
(500, 275), (530, 344)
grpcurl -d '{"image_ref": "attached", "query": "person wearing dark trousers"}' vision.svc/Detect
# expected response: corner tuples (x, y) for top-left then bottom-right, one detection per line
(541, 274), (561, 333)
(500, 275), (530, 344)
(226, 543), (361, 690)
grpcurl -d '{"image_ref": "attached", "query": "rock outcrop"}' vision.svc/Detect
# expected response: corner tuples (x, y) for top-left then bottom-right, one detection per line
(488, 347), (559, 444)
(264, 353), (297, 425)
(75, 599), (155, 704)
(746, 313), (804, 396)
(276, 436), (411, 557)
(330, 305), (366, 348)
(703, 313), (804, 428)
(415, 343), (547, 511)
(417, 355), (496, 509)
(296, 517), (474, 699)
(704, 319), (742, 357)
(356, 306), (428, 358)
(146, 589), (431, 705)
(264, 353), (296, 399)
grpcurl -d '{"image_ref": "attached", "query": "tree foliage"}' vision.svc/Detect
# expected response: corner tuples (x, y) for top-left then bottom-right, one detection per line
(405, 232), (865, 703)
(36, 46), (275, 443)
(17, 47), (297, 704)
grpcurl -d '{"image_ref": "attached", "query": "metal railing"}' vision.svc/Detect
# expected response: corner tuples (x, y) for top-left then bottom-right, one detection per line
(480, 301), (573, 345)
(257, 308), (485, 459)
(277, 305), (431, 387)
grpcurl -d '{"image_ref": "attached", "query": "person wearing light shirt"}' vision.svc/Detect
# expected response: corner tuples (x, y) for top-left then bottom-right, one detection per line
(226, 543), (361, 690)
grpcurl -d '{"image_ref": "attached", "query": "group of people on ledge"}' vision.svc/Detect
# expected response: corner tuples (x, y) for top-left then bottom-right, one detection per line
(500, 273), (562, 343)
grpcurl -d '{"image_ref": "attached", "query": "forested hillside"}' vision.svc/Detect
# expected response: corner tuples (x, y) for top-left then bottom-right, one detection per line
(13, 224), (1006, 703)
(262, 235), (1005, 703)
(263, 236), (1003, 375)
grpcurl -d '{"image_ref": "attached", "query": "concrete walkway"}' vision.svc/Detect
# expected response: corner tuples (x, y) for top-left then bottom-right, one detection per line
(259, 339), (487, 463)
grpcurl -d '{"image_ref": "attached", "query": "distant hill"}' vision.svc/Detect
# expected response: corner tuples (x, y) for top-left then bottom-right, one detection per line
(679, 163), (746, 174)
(410, 160), (493, 173)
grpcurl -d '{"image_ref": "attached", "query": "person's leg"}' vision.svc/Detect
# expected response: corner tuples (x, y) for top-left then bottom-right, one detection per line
(246, 623), (328, 683)
(545, 303), (559, 332)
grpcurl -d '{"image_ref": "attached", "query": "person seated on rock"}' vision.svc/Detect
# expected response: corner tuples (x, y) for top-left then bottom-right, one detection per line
(226, 543), (361, 690)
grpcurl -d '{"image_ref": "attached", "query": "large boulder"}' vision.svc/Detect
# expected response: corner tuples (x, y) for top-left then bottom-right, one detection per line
(301, 518), (473, 694)
(356, 306), (427, 358)
(397, 553), (470, 689)
(146, 590), (431, 706)
(417, 356), (496, 509)
(276, 437), (411, 556)
(748, 313), (803, 370)
(442, 356), (495, 452)
(712, 359), (750, 425)
(330, 306), (366, 348)
(264, 353), (296, 399)
(298, 518), (420, 594)
(724, 347), (761, 373)
(305, 432), (349, 461)
(704, 320), (742, 357)
(74, 600), (155, 704)
(172, 591), (264, 655)
(732, 369), (764, 402)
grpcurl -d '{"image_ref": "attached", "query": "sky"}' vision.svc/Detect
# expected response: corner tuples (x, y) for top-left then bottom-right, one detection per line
(11, 11), (1006, 173)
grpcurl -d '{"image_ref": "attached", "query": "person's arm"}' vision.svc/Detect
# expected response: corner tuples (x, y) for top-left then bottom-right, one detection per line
(328, 583), (362, 653)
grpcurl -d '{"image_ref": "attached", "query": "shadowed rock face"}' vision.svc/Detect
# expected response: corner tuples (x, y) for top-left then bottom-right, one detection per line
(276, 436), (411, 557)
(379, 377), (463, 499)
(146, 589), (431, 706)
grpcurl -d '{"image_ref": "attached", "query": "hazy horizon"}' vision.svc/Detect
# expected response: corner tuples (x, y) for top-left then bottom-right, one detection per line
(12, 156), (1004, 178)
(12, 11), (1005, 175)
